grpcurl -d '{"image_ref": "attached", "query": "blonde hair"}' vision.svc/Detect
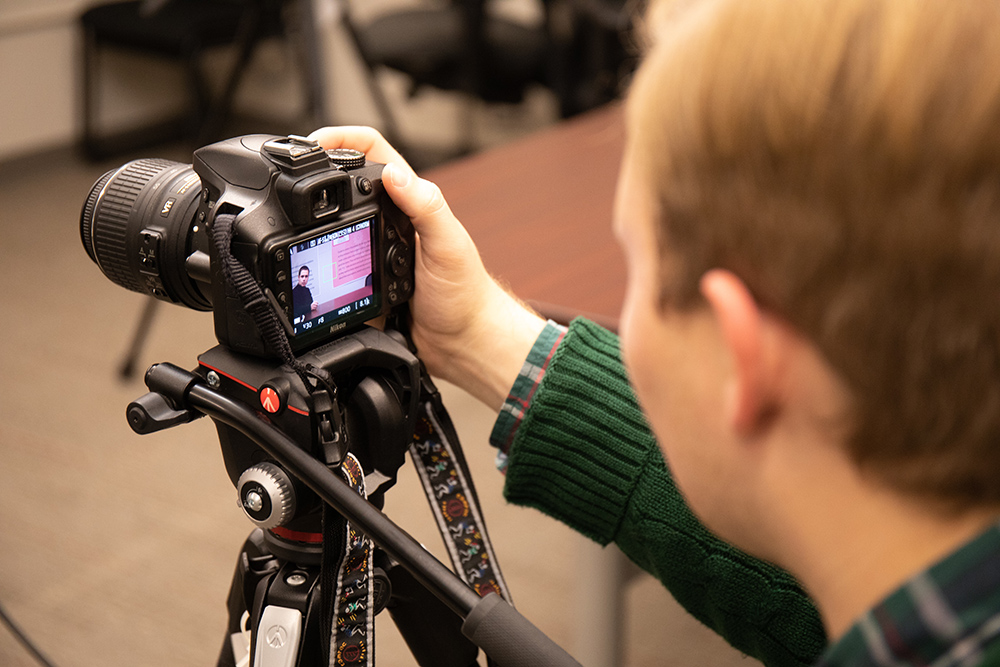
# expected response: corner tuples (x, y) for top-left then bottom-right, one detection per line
(629, 0), (1000, 507)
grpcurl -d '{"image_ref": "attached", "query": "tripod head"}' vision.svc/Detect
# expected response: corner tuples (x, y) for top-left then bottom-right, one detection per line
(199, 326), (419, 555)
(127, 324), (582, 667)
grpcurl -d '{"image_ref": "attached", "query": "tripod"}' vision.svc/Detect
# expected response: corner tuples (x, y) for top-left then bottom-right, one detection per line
(126, 326), (582, 667)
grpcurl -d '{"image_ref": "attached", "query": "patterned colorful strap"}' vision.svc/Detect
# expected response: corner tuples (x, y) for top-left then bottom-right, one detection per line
(411, 390), (512, 603)
(328, 382), (512, 665)
(330, 453), (375, 666)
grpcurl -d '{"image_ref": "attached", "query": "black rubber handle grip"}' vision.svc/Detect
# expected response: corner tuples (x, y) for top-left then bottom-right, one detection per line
(462, 594), (584, 667)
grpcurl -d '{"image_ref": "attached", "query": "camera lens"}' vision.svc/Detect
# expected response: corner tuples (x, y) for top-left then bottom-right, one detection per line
(81, 158), (211, 311)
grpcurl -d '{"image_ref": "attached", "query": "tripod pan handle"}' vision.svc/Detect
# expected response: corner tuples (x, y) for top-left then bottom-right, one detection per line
(462, 594), (583, 667)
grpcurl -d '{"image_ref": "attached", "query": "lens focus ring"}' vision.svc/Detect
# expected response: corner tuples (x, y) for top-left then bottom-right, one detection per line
(80, 168), (115, 265)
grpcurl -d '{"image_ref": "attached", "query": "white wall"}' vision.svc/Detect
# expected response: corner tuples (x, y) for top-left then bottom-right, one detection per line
(0, 0), (314, 162)
(0, 1), (85, 160)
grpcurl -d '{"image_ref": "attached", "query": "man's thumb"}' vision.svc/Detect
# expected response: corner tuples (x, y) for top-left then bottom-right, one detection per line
(382, 162), (454, 242)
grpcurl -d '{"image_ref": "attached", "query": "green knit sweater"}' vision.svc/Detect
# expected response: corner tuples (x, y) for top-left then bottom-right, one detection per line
(502, 318), (828, 666)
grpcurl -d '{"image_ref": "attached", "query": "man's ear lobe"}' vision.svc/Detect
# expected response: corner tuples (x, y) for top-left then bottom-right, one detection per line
(700, 269), (776, 435)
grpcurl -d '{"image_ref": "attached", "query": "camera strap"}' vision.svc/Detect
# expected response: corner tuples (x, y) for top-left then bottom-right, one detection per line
(211, 213), (349, 462)
(324, 453), (375, 667)
(413, 374), (512, 603)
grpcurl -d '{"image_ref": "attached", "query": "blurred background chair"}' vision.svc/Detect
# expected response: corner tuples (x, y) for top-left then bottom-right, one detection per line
(80, 0), (322, 159)
(340, 0), (635, 159)
(549, 0), (637, 117)
(339, 0), (554, 157)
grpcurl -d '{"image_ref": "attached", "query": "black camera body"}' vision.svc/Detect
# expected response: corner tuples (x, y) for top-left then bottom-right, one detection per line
(199, 135), (414, 356)
(81, 135), (415, 358)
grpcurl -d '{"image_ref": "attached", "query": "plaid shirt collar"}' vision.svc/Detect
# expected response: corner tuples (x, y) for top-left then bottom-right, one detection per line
(818, 521), (1000, 667)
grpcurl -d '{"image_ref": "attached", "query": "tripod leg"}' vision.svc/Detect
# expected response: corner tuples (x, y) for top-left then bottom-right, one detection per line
(217, 529), (335, 667)
(217, 531), (279, 667)
(119, 297), (160, 380)
(384, 559), (480, 667)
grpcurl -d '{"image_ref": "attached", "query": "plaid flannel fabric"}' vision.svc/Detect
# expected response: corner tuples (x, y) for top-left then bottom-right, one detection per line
(819, 522), (1000, 666)
(489, 320), (567, 473)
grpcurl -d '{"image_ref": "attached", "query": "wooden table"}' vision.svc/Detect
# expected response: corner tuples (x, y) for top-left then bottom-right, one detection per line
(424, 105), (627, 328)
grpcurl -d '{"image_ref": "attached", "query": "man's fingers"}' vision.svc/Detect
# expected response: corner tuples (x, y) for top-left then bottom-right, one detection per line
(308, 126), (410, 171)
(382, 163), (456, 245)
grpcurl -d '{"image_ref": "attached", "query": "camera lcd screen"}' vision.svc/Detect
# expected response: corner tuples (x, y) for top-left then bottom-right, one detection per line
(288, 217), (377, 337)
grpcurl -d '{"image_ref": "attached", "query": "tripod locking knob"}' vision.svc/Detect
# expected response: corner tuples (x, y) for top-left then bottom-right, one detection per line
(236, 463), (296, 529)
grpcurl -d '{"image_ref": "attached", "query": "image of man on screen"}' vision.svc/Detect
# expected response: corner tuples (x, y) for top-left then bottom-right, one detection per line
(292, 265), (318, 320)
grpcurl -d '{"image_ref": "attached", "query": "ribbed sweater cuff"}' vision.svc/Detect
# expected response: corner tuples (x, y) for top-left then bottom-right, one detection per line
(502, 318), (659, 544)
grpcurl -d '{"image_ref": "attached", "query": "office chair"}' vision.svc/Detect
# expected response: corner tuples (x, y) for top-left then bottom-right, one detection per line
(552, 0), (637, 116)
(80, 0), (293, 159)
(340, 0), (553, 156)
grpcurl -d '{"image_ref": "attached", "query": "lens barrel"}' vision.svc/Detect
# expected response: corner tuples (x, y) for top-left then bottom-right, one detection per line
(81, 158), (211, 310)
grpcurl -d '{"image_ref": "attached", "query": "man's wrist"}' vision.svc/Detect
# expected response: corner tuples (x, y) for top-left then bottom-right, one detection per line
(434, 284), (546, 409)
(473, 297), (547, 409)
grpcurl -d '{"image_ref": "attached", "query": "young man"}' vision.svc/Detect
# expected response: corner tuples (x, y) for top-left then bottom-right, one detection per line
(312, 0), (1000, 664)
(292, 265), (318, 320)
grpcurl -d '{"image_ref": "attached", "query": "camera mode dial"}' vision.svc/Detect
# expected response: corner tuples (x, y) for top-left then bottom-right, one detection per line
(236, 462), (296, 529)
(326, 148), (366, 169)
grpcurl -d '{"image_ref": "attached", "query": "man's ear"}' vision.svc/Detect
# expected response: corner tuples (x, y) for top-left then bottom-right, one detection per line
(700, 269), (780, 436)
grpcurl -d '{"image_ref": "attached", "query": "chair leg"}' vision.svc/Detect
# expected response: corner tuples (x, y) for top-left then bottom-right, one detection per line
(336, 1), (407, 150)
(457, 95), (479, 156)
(185, 52), (215, 144)
(291, 0), (331, 129)
(81, 26), (100, 159)
(197, 11), (263, 145)
(119, 297), (160, 380)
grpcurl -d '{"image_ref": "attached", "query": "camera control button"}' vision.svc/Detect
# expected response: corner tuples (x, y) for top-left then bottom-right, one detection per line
(386, 243), (412, 277)
(139, 230), (162, 274)
(357, 177), (373, 195)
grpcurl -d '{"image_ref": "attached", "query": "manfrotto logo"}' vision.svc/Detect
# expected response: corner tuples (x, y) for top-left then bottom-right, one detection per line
(265, 624), (287, 648)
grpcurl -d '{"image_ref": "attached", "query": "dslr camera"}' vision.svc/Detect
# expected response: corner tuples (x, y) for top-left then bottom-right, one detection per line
(81, 134), (415, 357)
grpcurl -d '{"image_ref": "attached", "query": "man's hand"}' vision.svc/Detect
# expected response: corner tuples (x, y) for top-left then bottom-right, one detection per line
(309, 127), (545, 409)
